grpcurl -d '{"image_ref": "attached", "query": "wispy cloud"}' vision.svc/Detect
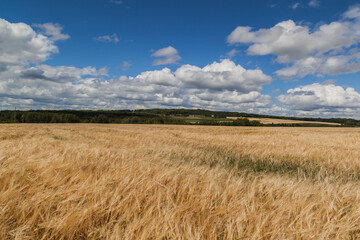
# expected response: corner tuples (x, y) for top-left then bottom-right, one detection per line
(94, 34), (119, 43)
(109, 0), (122, 5)
(122, 61), (131, 71)
(290, 2), (300, 9)
(309, 0), (320, 7)
(226, 49), (240, 58)
(33, 23), (70, 41)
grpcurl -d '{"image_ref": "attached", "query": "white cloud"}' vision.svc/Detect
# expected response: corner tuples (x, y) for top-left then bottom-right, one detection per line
(33, 23), (70, 41)
(151, 46), (181, 65)
(278, 83), (360, 117)
(228, 19), (357, 63)
(227, 5), (360, 78)
(0, 18), (58, 66)
(309, 0), (320, 8)
(183, 89), (271, 109)
(175, 59), (272, 92)
(276, 52), (360, 78)
(136, 68), (178, 86)
(343, 5), (360, 19)
(94, 34), (119, 43)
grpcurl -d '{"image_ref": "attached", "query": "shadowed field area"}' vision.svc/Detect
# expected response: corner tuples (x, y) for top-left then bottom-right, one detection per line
(1, 124), (360, 239)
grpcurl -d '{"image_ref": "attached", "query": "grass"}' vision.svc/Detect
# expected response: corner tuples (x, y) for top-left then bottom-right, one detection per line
(1, 124), (360, 239)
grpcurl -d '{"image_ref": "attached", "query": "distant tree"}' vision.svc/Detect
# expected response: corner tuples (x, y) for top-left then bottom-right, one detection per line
(50, 115), (58, 123)
(91, 114), (109, 123)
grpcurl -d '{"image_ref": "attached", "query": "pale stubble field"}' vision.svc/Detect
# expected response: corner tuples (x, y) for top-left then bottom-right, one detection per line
(1, 124), (360, 239)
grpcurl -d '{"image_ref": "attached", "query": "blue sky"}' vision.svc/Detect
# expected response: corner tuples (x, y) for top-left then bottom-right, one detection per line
(1, 0), (360, 118)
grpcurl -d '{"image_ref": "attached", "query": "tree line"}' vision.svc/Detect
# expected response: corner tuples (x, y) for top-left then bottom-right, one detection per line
(1, 109), (359, 126)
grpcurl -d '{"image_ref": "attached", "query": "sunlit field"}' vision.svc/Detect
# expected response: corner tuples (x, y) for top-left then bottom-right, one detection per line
(1, 124), (360, 239)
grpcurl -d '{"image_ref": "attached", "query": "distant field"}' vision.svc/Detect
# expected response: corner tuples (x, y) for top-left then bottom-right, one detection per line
(1, 124), (360, 239)
(227, 116), (342, 125)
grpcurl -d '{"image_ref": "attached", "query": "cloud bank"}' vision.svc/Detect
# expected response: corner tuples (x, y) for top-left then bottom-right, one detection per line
(278, 83), (360, 117)
(0, 18), (272, 112)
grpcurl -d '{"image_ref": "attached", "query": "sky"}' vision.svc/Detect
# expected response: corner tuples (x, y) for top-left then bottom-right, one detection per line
(1, 0), (360, 118)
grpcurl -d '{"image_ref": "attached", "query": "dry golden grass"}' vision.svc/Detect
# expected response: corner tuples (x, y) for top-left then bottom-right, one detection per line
(227, 117), (342, 125)
(1, 124), (360, 239)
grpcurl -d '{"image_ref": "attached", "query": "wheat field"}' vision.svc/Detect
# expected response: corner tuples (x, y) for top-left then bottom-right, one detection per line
(1, 124), (360, 239)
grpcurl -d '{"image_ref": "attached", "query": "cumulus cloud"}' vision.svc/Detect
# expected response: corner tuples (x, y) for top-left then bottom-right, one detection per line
(276, 53), (360, 78)
(0, 18), (58, 66)
(182, 89), (271, 110)
(94, 34), (119, 43)
(151, 46), (181, 65)
(110, 59), (271, 111)
(176, 59), (272, 92)
(227, 5), (360, 78)
(278, 83), (360, 117)
(227, 19), (357, 62)
(135, 68), (178, 86)
(0, 65), (108, 105)
(33, 23), (70, 41)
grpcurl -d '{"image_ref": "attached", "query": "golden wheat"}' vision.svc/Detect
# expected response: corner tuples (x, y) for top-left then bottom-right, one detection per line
(1, 124), (360, 239)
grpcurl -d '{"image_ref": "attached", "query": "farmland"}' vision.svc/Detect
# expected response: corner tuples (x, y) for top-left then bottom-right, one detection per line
(1, 124), (360, 239)
(227, 117), (342, 126)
